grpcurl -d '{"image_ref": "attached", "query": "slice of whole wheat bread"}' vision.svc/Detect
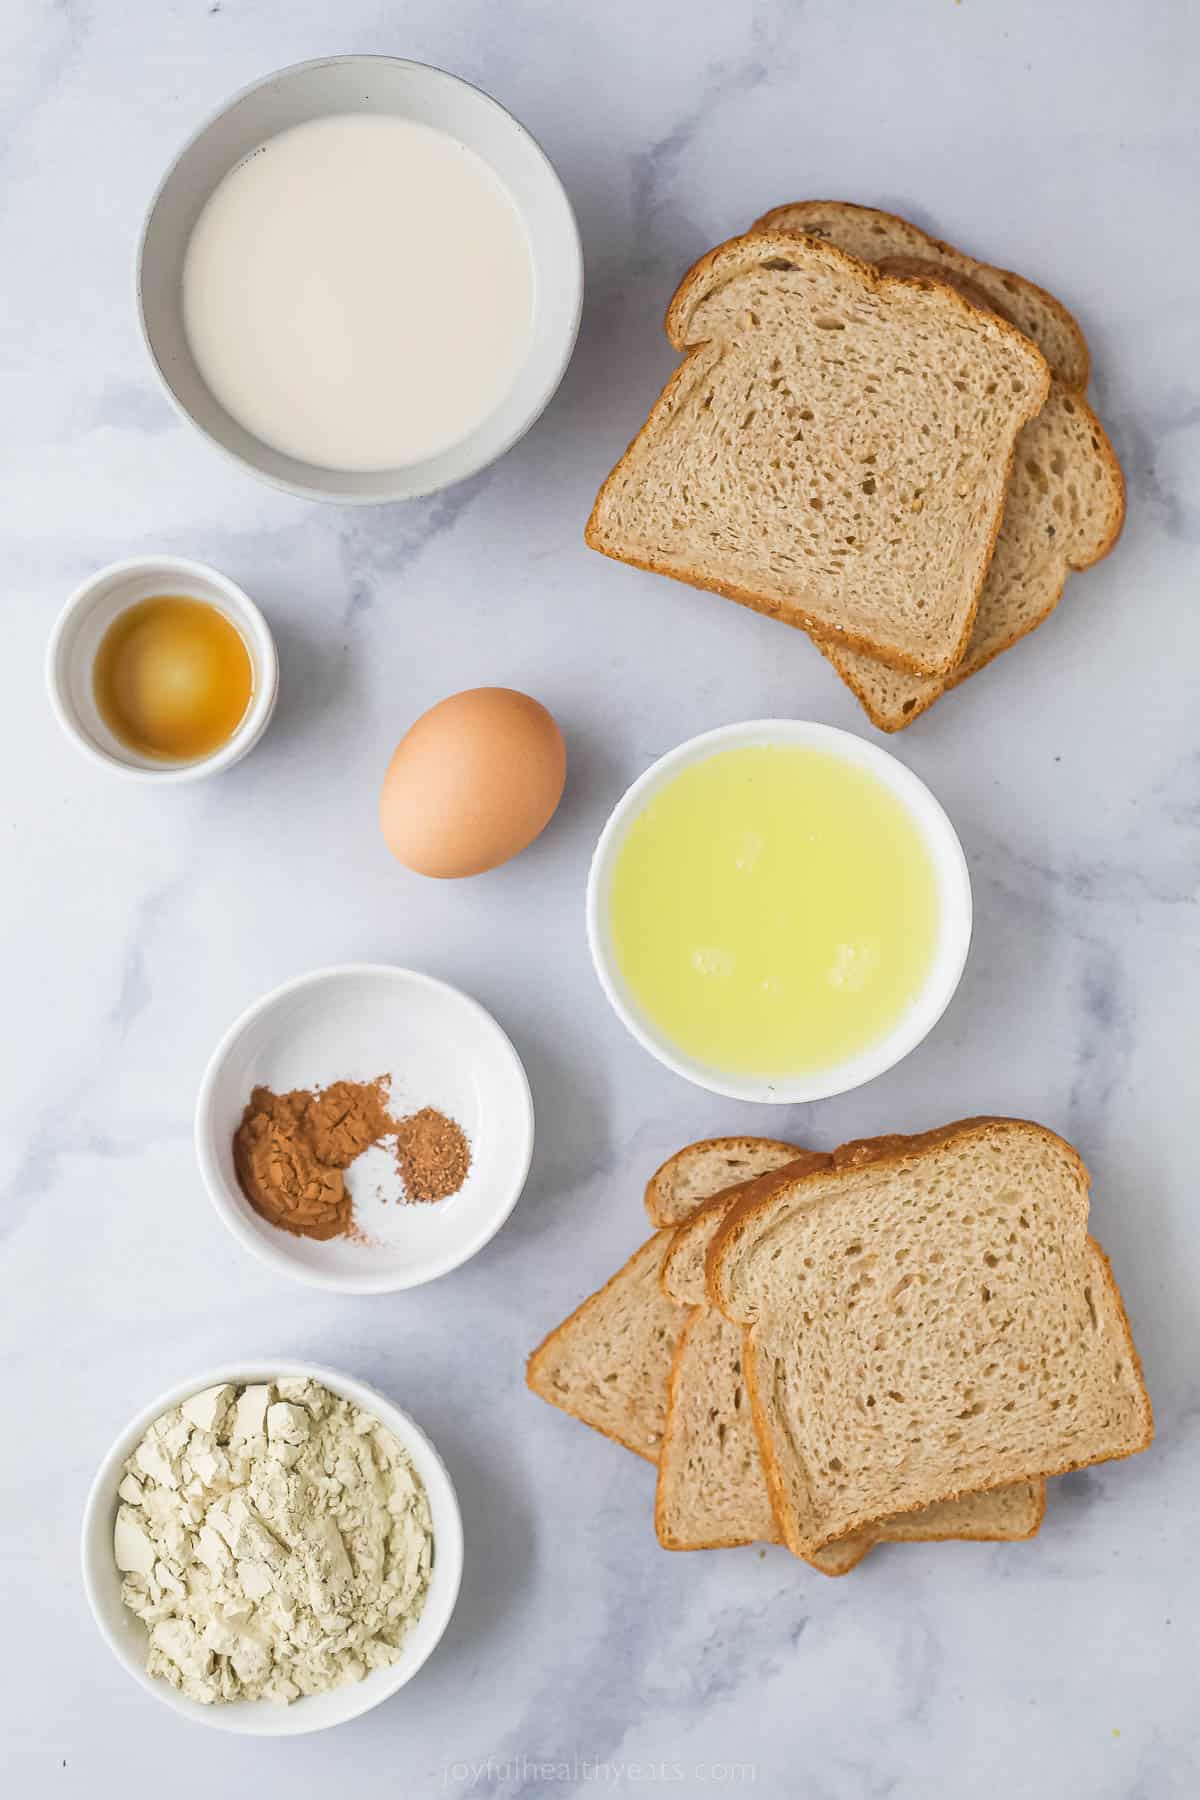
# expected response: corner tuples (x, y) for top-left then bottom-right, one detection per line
(746, 205), (1123, 728)
(659, 1307), (872, 1575)
(645, 1137), (802, 1227)
(812, 379), (1125, 728)
(660, 1308), (799, 1548)
(526, 1142), (821, 1463)
(708, 1119), (1153, 1558)
(526, 1230), (684, 1462)
(752, 201), (1089, 387)
(524, 1143), (873, 1573)
(657, 1184), (1045, 1556)
(586, 231), (1049, 677)
(652, 1155), (874, 1575)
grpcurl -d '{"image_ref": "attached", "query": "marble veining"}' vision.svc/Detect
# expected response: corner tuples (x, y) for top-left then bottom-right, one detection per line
(4, 2), (1199, 1795)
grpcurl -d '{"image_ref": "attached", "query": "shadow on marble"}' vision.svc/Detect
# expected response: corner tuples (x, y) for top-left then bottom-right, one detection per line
(254, 605), (351, 752)
(432, 1428), (535, 1667)
(498, 203), (693, 501)
(553, 716), (627, 840)
(492, 1015), (613, 1243)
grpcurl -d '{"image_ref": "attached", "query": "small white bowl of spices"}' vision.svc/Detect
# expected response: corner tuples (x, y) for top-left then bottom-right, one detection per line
(81, 1362), (463, 1733)
(195, 964), (535, 1292)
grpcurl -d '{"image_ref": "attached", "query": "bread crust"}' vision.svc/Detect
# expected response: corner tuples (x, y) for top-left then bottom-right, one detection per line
(873, 256), (1008, 319)
(1081, 1233), (1155, 1456)
(655, 1312), (751, 1549)
(707, 1116), (1084, 1315)
(657, 1148), (1044, 1562)
(810, 385), (1127, 730)
(662, 229), (1049, 375)
(531, 1132), (1055, 1565)
(644, 1135), (803, 1227)
(942, 396), (1126, 690)
(791, 1247), (1149, 1556)
(654, 1145), (868, 1572)
(525, 1230), (676, 1463)
(879, 1478), (1048, 1545)
(740, 206), (1118, 729)
(658, 1192), (736, 1300)
(707, 1117), (1152, 1556)
(658, 1155), (829, 1303)
(655, 1295), (871, 1573)
(739, 1322), (1047, 1554)
(528, 1148), (822, 1462)
(585, 520), (961, 675)
(752, 200), (1090, 388)
(586, 230), (1050, 679)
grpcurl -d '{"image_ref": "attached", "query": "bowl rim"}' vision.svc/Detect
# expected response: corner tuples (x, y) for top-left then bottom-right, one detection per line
(44, 554), (280, 783)
(80, 1359), (464, 1735)
(194, 963), (535, 1292)
(135, 54), (584, 504)
(585, 719), (973, 1104)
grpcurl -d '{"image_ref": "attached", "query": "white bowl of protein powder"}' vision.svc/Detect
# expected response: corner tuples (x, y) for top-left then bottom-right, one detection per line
(81, 1363), (464, 1733)
(138, 57), (582, 501)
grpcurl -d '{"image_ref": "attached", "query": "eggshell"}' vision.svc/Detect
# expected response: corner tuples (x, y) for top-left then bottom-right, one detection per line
(380, 688), (566, 878)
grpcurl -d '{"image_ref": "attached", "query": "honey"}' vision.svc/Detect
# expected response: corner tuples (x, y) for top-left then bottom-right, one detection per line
(93, 596), (253, 761)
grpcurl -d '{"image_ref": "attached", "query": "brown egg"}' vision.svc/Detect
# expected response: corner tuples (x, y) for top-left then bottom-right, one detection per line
(380, 687), (567, 878)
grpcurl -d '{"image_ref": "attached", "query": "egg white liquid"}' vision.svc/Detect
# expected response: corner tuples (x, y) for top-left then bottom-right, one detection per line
(182, 114), (535, 472)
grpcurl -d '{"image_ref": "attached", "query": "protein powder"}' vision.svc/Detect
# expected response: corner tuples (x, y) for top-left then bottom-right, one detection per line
(113, 1376), (433, 1704)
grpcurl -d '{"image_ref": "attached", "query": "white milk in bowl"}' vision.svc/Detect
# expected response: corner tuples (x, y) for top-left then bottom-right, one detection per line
(181, 114), (535, 472)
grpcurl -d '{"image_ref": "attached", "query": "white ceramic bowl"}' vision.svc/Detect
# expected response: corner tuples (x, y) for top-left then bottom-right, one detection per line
(46, 555), (278, 781)
(81, 1360), (463, 1734)
(137, 56), (583, 502)
(586, 720), (973, 1104)
(196, 965), (534, 1291)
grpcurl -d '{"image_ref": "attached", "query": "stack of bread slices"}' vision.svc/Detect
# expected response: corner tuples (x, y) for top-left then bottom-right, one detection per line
(587, 203), (1125, 730)
(527, 1120), (1151, 1572)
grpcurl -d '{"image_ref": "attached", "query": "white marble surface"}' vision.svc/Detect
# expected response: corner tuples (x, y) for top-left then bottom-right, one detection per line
(4, 1), (1198, 1793)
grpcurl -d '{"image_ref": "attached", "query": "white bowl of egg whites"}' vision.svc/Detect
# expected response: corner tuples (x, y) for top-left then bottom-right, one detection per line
(586, 719), (973, 1104)
(81, 1361), (464, 1734)
(137, 56), (583, 501)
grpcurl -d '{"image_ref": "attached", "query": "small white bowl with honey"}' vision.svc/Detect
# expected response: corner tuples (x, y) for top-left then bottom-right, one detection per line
(47, 555), (278, 781)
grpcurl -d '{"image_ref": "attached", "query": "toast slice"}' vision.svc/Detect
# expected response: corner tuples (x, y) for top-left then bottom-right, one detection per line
(526, 1146), (829, 1463)
(709, 1119), (1153, 1558)
(526, 1230), (685, 1462)
(812, 380), (1125, 727)
(747, 205), (1123, 728)
(525, 1147), (872, 1574)
(657, 1184), (1045, 1555)
(753, 201), (1089, 387)
(587, 231), (1049, 677)
(653, 1156), (875, 1576)
(645, 1136), (802, 1228)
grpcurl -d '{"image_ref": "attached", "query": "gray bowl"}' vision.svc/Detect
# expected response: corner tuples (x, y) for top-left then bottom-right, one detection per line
(137, 56), (583, 503)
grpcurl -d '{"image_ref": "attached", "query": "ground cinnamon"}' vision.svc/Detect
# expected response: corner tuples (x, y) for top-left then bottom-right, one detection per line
(232, 1076), (470, 1241)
